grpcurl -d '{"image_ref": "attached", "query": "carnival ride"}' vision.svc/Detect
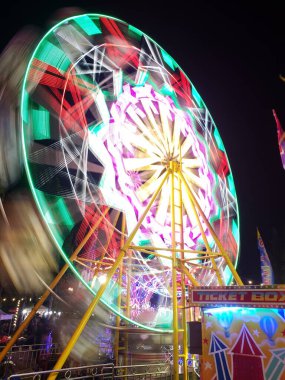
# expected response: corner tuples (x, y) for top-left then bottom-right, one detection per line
(0, 14), (243, 380)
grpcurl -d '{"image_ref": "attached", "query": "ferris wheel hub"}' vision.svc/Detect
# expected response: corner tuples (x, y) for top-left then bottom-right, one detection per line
(168, 161), (180, 172)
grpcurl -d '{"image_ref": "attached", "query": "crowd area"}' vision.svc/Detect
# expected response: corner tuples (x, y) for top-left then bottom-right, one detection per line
(0, 313), (55, 347)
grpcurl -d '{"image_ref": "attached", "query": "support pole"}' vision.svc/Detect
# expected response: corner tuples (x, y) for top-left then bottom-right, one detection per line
(179, 173), (223, 285)
(48, 249), (126, 380)
(178, 170), (243, 285)
(170, 162), (179, 380)
(178, 172), (188, 380)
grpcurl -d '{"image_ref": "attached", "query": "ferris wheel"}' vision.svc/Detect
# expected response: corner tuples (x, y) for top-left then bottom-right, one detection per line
(21, 14), (241, 333)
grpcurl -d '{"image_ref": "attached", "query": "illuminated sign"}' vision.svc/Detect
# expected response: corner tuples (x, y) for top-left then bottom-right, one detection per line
(188, 286), (285, 308)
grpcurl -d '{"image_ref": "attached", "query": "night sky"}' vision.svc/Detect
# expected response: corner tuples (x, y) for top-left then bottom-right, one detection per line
(0, 0), (284, 284)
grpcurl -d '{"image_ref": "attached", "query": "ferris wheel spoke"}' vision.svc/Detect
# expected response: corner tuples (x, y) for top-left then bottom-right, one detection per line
(140, 98), (167, 149)
(180, 133), (195, 158)
(123, 115), (165, 157)
(171, 115), (184, 157)
(124, 130), (162, 158)
(123, 157), (161, 172)
(135, 167), (165, 202)
(125, 107), (166, 157)
(158, 101), (172, 155)
(182, 158), (202, 169)
(183, 167), (207, 191)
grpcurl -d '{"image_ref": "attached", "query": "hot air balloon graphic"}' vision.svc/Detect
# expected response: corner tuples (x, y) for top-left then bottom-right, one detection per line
(217, 311), (233, 338)
(260, 316), (278, 346)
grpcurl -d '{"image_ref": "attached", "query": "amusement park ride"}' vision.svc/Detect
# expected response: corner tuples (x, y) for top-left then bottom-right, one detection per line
(0, 14), (245, 380)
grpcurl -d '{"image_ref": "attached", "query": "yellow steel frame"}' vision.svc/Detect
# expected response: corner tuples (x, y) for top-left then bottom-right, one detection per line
(1, 162), (243, 380)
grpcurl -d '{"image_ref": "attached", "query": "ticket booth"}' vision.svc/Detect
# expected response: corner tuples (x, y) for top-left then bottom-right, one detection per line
(188, 285), (285, 380)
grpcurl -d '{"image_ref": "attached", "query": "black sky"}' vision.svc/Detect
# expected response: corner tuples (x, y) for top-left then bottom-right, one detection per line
(0, 0), (284, 283)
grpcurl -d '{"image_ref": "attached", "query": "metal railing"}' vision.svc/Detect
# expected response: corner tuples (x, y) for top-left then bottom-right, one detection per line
(0, 343), (62, 372)
(8, 363), (114, 379)
(114, 363), (171, 380)
(7, 363), (171, 380)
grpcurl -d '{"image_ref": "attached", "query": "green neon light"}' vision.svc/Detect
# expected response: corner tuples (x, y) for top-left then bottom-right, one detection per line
(22, 91), (29, 124)
(214, 128), (225, 152)
(89, 122), (105, 135)
(55, 198), (74, 228)
(34, 190), (65, 246)
(227, 173), (237, 197)
(74, 15), (102, 35)
(191, 84), (203, 108)
(32, 106), (50, 139)
(161, 49), (175, 70)
(209, 204), (221, 223)
(136, 69), (149, 86)
(232, 219), (239, 243)
(138, 239), (152, 246)
(35, 40), (71, 71)
(160, 83), (175, 96)
(154, 308), (173, 329)
(128, 25), (143, 39)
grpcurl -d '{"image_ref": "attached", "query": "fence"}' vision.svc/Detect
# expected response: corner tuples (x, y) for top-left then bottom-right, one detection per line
(0, 343), (62, 373)
(7, 363), (171, 380)
(114, 363), (171, 380)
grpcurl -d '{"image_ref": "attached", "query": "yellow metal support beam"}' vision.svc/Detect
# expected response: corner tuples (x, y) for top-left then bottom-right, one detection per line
(129, 246), (174, 261)
(129, 245), (219, 255)
(170, 162), (179, 380)
(178, 170), (243, 286)
(48, 249), (126, 380)
(180, 173), (223, 285)
(178, 171), (188, 380)
(48, 170), (170, 378)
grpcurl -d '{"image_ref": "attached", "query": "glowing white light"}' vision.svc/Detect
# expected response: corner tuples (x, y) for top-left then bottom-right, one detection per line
(98, 274), (107, 284)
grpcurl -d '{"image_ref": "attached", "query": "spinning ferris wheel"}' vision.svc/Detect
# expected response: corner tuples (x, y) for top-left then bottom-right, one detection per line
(21, 14), (242, 335)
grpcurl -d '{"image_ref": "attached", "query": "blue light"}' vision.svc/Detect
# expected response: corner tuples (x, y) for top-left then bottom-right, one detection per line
(204, 306), (279, 315)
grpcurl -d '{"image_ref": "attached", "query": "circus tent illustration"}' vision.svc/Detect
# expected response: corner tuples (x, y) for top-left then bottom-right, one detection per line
(230, 324), (265, 380)
(209, 333), (231, 380)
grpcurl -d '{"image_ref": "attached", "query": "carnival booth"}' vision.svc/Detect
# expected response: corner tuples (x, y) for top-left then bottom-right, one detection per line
(188, 285), (285, 380)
